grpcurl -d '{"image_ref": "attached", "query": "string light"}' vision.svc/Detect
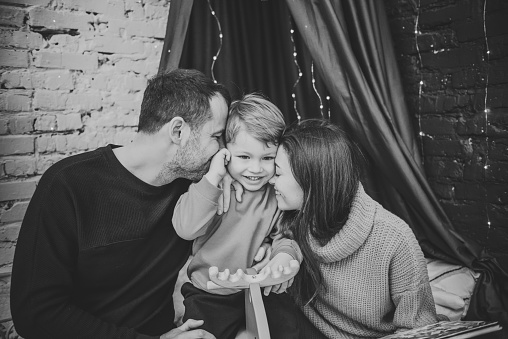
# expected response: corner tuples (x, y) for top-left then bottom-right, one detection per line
(482, 0), (492, 231)
(289, 19), (302, 121)
(207, 0), (223, 83)
(414, 0), (426, 166)
(326, 96), (331, 119)
(310, 62), (324, 118)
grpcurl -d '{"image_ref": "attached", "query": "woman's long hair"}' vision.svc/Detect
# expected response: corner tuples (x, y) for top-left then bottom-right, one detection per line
(280, 119), (363, 305)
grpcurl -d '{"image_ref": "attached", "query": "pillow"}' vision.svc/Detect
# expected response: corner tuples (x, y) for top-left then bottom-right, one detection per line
(426, 258), (480, 320)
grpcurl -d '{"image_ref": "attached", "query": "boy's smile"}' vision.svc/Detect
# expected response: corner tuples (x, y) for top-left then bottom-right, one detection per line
(226, 128), (277, 192)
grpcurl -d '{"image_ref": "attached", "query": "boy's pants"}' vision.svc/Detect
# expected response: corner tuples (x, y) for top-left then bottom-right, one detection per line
(181, 282), (299, 339)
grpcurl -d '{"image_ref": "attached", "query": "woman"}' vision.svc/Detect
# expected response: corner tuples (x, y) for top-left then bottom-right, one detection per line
(269, 119), (438, 338)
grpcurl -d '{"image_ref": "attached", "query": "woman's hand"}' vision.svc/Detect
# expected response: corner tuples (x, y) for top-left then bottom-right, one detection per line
(251, 240), (272, 272)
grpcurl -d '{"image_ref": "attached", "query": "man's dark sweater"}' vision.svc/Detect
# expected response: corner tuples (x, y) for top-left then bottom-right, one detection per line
(11, 145), (192, 339)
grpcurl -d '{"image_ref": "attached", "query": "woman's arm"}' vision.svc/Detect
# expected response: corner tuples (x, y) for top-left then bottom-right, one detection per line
(389, 231), (438, 331)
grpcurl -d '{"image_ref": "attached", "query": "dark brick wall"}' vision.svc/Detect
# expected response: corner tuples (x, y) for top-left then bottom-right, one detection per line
(385, 0), (508, 270)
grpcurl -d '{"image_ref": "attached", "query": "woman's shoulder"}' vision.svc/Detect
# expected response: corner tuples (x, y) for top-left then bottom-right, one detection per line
(371, 201), (419, 244)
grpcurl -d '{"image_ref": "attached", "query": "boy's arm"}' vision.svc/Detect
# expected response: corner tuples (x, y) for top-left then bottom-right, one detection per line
(172, 177), (223, 240)
(172, 148), (230, 240)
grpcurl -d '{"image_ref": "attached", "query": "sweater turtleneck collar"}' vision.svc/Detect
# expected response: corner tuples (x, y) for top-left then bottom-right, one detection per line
(309, 183), (376, 263)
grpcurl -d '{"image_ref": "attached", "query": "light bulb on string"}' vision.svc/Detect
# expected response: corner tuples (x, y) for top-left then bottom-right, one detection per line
(482, 0), (492, 231)
(289, 20), (302, 121)
(414, 0), (426, 166)
(326, 96), (331, 120)
(207, 0), (223, 83)
(310, 62), (324, 119)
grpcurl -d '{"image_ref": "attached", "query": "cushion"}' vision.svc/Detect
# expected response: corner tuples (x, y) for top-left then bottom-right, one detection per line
(426, 258), (480, 320)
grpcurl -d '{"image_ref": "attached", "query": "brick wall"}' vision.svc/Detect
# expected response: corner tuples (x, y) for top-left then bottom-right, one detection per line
(385, 0), (508, 269)
(0, 0), (169, 325)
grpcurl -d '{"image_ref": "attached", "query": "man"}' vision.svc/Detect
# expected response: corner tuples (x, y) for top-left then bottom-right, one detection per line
(11, 69), (245, 338)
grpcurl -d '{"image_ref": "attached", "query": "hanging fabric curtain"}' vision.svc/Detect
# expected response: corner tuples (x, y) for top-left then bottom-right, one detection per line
(283, 0), (507, 325)
(158, 0), (507, 326)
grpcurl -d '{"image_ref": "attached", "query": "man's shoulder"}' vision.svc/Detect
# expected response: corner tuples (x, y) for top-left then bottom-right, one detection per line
(41, 146), (111, 182)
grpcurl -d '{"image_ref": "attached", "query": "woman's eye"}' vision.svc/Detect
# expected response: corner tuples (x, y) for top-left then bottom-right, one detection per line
(263, 157), (275, 161)
(238, 155), (249, 159)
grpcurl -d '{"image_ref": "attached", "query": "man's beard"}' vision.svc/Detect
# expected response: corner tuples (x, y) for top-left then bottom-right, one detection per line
(158, 140), (212, 183)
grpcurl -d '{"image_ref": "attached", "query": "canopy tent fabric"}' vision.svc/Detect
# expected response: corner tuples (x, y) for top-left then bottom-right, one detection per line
(158, 0), (507, 327)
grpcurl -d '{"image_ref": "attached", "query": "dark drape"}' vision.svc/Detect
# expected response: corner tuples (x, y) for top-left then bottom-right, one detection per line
(159, 0), (507, 327)
(159, 0), (329, 122)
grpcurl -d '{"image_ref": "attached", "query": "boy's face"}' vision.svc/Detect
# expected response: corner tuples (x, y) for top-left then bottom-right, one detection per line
(226, 128), (277, 192)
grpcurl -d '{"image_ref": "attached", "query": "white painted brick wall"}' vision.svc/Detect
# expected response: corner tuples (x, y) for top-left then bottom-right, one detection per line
(0, 0), (171, 323)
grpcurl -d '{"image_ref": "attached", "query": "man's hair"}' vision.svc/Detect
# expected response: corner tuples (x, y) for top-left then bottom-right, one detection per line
(225, 93), (286, 145)
(138, 69), (231, 134)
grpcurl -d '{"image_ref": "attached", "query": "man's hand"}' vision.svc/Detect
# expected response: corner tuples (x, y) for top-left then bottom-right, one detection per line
(260, 253), (298, 296)
(205, 149), (230, 187)
(217, 173), (244, 215)
(250, 240), (272, 272)
(160, 319), (216, 339)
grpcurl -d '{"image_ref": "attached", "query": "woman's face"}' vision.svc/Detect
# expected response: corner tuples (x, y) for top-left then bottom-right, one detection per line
(269, 147), (304, 210)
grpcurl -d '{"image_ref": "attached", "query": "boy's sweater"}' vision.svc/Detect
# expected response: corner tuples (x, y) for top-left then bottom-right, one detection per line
(173, 178), (302, 295)
(298, 184), (438, 338)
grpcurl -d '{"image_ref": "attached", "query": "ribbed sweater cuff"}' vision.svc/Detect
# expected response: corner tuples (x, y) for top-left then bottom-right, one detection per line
(194, 177), (223, 203)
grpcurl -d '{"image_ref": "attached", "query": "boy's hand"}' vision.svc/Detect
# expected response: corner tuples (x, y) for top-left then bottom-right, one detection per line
(250, 240), (272, 272)
(260, 253), (298, 296)
(217, 173), (244, 215)
(205, 148), (230, 187)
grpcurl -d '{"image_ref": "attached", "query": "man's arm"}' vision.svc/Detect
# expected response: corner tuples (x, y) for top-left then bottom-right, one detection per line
(10, 175), (155, 339)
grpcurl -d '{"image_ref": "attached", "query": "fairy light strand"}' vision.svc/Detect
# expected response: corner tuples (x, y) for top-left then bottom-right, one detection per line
(326, 96), (331, 119)
(482, 0), (492, 230)
(207, 0), (223, 83)
(311, 62), (324, 118)
(414, 0), (426, 166)
(289, 19), (302, 121)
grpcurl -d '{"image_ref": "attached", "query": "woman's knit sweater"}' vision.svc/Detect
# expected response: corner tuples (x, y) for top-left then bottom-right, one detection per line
(297, 184), (438, 338)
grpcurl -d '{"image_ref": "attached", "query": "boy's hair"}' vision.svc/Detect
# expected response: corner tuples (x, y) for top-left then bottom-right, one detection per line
(225, 93), (286, 145)
(138, 69), (231, 134)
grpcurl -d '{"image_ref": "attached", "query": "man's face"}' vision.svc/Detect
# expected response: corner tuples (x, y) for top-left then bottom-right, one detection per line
(176, 95), (229, 181)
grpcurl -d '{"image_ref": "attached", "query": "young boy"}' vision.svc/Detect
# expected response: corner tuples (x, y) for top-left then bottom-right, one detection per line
(172, 94), (301, 339)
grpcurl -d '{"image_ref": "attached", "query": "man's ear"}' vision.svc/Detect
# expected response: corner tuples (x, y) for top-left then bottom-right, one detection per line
(166, 117), (191, 146)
